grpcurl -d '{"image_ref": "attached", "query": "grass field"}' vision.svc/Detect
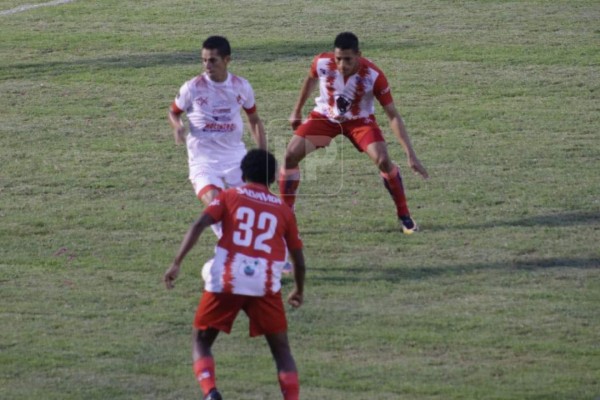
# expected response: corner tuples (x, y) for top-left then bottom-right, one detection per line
(1, 1), (599, 399)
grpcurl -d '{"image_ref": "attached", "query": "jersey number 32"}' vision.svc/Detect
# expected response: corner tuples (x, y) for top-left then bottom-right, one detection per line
(232, 206), (277, 253)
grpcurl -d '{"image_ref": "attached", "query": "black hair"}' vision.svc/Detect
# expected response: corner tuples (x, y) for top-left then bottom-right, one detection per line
(241, 149), (277, 186)
(334, 32), (359, 52)
(202, 35), (231, 57)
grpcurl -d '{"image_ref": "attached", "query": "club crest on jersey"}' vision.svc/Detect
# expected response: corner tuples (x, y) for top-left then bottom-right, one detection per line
(335, 95), (351, 114)
(320, 68), (336, 78)
(195, 97), (208, 106)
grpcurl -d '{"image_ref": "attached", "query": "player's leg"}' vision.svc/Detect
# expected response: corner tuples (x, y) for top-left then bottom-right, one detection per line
(280, 115), (339, 209)
(192, 292), (244, 399)
(364, 141), (417, 233)
(244, 292), (298, 399)
(347, 119), (417, 233)
(193, 327), (220, 359)
(192, 327), (220, 398)
(191, 175), (225, 238)
(279, 117), (342, 208)
(279, 135), (311, 209)
(265, 332), (299, 400)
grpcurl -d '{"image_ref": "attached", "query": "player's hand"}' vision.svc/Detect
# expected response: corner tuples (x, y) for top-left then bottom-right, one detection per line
(163, 263), (180, 289)
(287, 289), (303, 308)
(289, 111), (303, 131)
(174, 126), (186, 145)
(408, 156), (429, 179)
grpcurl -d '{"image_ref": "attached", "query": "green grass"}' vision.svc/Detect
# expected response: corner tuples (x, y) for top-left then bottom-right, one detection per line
(1, 0), (599, 399)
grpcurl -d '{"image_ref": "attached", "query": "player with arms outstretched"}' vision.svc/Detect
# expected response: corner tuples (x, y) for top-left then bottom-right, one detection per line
(279, 32), (428, 233)
(164, 149), (305, 400)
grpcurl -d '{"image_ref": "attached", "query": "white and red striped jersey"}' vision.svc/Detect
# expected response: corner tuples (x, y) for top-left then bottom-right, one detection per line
(171, 72), (257, 177)
(309, 52), (394, 122)
(201, 183), (303, 296)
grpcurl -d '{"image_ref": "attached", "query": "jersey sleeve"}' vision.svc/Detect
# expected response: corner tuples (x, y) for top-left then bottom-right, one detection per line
(373, 72), (394, 107)
(173, 81), (192, 113)
(309, 53), (323, 78)
(241, 80), (257, 114)
(203, 191), (228, 223)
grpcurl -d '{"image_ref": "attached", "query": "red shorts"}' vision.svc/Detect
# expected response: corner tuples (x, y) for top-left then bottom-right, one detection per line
(194, 291), (287, 337)
(294, 111), (385, 152)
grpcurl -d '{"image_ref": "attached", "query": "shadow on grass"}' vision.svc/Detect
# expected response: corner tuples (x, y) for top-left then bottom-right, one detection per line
(0, 39), (426, 79)
(301, 211), (600, 237)
(424, 210), (600, 232)
(1, 51), (199, 79)
(0, 41), (328, 79)
(313, 256), (600, 284)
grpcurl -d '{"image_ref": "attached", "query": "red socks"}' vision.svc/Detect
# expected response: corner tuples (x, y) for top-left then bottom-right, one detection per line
(193, 356), (216, 396)
(278, 371), (299, 400)
(381, 165), (410, 217)
(279, 167), (301, 209)
(280, 164), (409, 218)
(195, 357), (298, 399)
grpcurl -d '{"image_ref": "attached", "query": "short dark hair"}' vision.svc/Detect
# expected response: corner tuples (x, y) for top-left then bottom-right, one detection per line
(202, 35), (231, 57)
(241, 149), (277, 186)
(334, 32), (359, 52)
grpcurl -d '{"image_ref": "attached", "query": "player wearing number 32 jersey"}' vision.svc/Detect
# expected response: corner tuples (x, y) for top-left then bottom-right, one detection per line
(164, 150), (305, 400)
(203, 181), (302, 296)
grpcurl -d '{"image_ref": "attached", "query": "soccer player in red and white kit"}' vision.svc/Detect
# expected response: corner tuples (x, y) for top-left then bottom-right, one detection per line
(280, 32), (429, 233)
(168, 36), (266, 238)
(164, 149), (305, 400)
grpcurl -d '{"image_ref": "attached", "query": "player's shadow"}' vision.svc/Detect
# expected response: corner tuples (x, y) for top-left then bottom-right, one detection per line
(0, 39), (426, 79)
(302, 210), (600, 237)
(305, 209), (600, 283)
(312, 256), (599, 284)
(0, 41), (329, 79)
(423, 210), (600, 232)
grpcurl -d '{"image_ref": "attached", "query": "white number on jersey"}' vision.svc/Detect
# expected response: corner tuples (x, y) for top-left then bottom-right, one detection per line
(232, 207), (277, 253)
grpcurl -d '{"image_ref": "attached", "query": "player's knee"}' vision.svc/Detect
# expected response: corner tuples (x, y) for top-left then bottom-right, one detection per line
(283, 150), (303, 169)
(200, 189), (220, 205)
(375, 156), (393, 173)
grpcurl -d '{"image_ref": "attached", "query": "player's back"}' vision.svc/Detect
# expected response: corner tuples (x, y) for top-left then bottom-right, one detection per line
(203, 183), (302, 296)
(207, 183), (301, 263)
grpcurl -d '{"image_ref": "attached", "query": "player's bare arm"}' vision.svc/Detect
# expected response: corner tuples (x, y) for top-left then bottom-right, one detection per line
(383, 102), (429, 179)
(246, 111), (267, 150)
(164, 213), (217, 289)
(168, 108), (186, 145)
(286, 248), (306, 308)
(289, 76), (319, 130)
